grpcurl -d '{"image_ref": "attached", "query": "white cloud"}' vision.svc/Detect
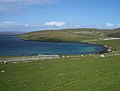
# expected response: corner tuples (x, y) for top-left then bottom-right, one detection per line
(0, 21), (20, 28)
(45, 21), (65, 27)
(75, 25), (80, 27)
(1, 21), (119, 32)
(0, 0), (58, 13)
(0, 0), (57, 4)
(117, 23), (120, 27)
(106, 23), (114, 27)
(24, 24), (29, 27)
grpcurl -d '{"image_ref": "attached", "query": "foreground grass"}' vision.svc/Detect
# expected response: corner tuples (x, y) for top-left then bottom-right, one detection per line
(0, 53), (120, 91)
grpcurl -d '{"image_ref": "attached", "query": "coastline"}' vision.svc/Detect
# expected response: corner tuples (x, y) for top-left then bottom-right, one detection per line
(0, 41), (111, 62)
(0, 35), (112, 62)
(19, 36), (111, 54)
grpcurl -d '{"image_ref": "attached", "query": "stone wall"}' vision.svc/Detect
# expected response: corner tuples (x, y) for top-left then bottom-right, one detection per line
(0, 55), (59, 62)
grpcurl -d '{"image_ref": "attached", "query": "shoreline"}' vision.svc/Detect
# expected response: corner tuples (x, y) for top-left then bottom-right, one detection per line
(19, 37), (111, 54)
(0, 43), (111, 62)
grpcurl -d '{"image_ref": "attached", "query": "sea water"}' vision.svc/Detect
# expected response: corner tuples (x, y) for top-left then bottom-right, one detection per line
(0, 35), (105, 56)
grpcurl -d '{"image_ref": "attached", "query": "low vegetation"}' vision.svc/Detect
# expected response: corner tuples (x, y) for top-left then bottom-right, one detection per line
(0, 52), (120, 91)
(19, 28), (120, 42)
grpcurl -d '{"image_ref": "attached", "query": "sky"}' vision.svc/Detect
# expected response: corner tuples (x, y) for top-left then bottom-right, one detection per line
(0, 0), (120, 32)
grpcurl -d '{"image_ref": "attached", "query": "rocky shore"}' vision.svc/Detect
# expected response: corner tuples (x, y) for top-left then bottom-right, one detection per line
(0, 55), (59, 62)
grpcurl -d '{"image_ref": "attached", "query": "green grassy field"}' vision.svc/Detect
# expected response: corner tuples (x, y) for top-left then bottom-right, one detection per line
(0, 28), (120, 91)
(0, 53), (120, 91)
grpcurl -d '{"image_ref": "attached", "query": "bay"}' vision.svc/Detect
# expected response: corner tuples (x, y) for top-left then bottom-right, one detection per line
(0, 35), (105, 56)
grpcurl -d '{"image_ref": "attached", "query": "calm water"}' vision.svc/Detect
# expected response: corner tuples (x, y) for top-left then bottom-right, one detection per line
(0, 35), (105, 56)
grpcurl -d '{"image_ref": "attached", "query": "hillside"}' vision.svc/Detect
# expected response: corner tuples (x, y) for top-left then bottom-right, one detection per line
(105, 28), (120, 38)
(19, 28), (120, 42)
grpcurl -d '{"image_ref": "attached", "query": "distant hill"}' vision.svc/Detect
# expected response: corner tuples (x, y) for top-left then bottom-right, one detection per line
(0, 31), (25, 35)
(19, 28), (120, 42)
(106, 28), (120, 38)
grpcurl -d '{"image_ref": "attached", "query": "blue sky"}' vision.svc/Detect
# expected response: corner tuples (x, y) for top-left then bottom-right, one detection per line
(0, 0), (120, 32)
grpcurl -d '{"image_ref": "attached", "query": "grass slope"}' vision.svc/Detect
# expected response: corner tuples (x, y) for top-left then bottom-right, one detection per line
(19, 28), (120, 42)
(0, 54), (120, 91)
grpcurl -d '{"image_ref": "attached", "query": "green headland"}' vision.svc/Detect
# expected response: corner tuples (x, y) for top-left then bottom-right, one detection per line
(0, 28), (120, 91)
(19, 28), (120, 42)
